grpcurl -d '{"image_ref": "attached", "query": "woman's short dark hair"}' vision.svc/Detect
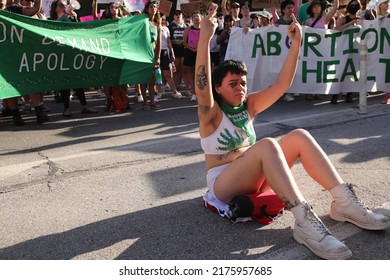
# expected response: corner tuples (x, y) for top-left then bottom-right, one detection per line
(224, 14), (233, 22)
(280, 0), (295, 15)
(345, 0), (361, 14)
(212, 60), (247, 105)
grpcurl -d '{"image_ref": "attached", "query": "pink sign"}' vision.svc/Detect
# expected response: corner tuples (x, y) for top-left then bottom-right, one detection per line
(188, 29), (200, 49)
(79, 15), (102, 22)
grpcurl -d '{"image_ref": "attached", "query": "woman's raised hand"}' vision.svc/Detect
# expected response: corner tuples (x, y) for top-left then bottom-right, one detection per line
(287, 14), (302, 46)
(200, 3), (218, 40)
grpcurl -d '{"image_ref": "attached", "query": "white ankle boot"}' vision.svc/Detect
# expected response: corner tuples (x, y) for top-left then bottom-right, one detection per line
(330, 183), (390, 230)
(291, 201), (352, 260)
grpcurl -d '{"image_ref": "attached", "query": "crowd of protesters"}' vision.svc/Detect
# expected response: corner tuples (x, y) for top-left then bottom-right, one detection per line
(1, 0), (389, 126)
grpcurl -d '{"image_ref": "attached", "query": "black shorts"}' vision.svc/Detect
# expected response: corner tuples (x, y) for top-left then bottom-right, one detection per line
(183, 48), (197, 67)
(160, 49), (171, 71)
(172, 44), (185, 58)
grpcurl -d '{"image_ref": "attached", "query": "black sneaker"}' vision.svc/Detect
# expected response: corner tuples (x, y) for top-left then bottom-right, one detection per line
(35, 106), (49, 124)
(12, 109), (25, 126)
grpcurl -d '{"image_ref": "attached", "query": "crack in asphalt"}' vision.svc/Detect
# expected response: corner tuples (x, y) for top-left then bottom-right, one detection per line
(0, 150), (201, 194)
(1, 111), (388, 194)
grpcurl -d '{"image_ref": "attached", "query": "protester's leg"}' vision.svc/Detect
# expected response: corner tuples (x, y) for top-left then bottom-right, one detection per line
(60, 90), (72, 117)
(7, 97), (24, 126)
(29, 93), (49, 124)
(74, 88), (98, 113)
(135, 84), (144, 103)
(278, 129), (343, 190)
(185, 66), (196, 100)
(162, 70), (182, 99)
(23, 94), (31, 112)
(75, 88), (87, 107)
(279, 129), (390, 230)
(155, 84), (162, 102)
(140, 84), (148, 110)
(173, 56), (183, 89)
(29, 93), (42, 108)
(214, 137), (304, 204)
(213, 136), (351, 260)
(181, 58), (191, 92)
(148, 81), (159, 110)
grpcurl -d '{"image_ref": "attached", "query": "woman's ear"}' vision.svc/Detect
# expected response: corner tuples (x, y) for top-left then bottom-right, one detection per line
(215, 84), (222, 95)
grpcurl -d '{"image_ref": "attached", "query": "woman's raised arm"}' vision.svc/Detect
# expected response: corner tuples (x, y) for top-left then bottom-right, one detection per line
(195, 3), (219, 124)
(247, 14), (302, 117)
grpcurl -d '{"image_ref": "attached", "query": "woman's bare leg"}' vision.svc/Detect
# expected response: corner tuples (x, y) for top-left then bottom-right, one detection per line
(214, 137), (305, 206)
(173, 57), (183, 88)
(140, 84), (148, 107)
(213, 135), (353, 259)
(278, 129), (343, 190)
(163, 70), (178, 92)
(186, 66), (195, 95)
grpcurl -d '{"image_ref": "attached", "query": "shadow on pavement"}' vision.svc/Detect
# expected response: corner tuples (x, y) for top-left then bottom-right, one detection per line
(0, 197), (293, 260)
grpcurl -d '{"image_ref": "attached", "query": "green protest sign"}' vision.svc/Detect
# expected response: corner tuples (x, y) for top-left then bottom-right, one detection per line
(0, 10), (155, 99)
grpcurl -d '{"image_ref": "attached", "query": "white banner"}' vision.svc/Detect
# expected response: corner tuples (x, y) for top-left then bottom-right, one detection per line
(225, 19), (390, 94)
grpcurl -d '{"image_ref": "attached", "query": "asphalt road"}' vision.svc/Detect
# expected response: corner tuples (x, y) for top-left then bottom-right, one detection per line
(0, 89), (389, 260)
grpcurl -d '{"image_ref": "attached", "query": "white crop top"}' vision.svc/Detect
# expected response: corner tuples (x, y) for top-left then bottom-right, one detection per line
(200, 111), (255, 155)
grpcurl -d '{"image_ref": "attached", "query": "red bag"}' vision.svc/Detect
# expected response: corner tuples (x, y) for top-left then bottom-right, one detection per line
(228, 192), (286, 225)
(106, 86), (129, 113)
(204, 191), (285, 225)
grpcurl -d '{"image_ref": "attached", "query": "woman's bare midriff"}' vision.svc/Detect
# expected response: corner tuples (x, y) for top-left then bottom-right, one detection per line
(205, 146), (250, 171)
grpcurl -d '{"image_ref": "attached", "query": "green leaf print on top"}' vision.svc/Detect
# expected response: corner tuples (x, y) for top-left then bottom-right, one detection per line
(216, 129), (244, 151)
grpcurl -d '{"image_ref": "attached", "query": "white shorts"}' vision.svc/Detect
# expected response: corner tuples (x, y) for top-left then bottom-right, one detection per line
(203, 163), (231, 218)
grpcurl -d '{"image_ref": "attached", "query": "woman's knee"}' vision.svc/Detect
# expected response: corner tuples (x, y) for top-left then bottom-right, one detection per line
(286, 128), (314, 144)
(254, 137), (281, 155)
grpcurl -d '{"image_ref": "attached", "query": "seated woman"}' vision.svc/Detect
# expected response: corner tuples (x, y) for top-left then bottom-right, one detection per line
(195, 3), (390, 260)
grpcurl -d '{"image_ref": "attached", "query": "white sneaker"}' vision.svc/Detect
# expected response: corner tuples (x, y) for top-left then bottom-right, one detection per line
(190, 94), (197, 102)
(330, 183), (390, 230)
(154, 95), (159, 103)
(291, 201), (352, 260)
(137, 94), (144, 103)
(172, 92), (183, 99)
(284, 93), (295, 102)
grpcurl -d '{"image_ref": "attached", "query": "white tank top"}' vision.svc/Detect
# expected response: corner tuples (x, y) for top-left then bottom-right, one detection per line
(200, 111), (254, 155)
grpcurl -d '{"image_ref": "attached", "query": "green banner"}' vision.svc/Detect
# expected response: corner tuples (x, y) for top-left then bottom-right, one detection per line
(0, 10), (155, 99)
